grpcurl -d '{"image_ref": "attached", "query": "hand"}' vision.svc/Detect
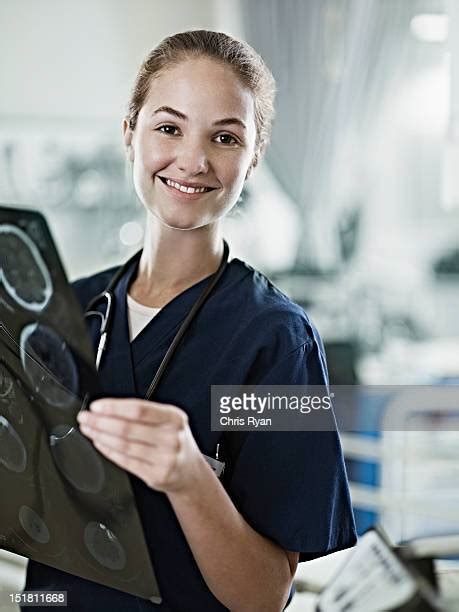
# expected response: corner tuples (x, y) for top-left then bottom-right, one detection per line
(76, 398), (207, 494)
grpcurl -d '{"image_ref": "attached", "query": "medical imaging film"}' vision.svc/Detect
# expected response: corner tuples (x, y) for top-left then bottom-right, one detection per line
(0, 205), (161, 602)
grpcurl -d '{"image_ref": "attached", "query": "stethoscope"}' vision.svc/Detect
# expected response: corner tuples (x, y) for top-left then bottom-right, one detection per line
(84, 240), (230, 402)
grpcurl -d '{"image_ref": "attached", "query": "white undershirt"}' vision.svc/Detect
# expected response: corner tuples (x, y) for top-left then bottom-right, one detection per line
(126, 294), (161, 341)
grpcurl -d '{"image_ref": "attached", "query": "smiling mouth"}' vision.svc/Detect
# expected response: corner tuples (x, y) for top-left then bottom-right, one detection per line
(158, 176), (217, 194)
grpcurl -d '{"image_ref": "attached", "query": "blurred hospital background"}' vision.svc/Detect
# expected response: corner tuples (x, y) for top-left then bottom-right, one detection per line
(1, 0), (459, 609)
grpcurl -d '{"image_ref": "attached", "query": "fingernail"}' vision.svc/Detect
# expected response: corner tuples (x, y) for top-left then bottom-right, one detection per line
(77, 411), (88, 423)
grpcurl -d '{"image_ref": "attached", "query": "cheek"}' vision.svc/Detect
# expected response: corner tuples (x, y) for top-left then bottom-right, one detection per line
(135, 135), (172, 173)
(221, 154), (251, 189)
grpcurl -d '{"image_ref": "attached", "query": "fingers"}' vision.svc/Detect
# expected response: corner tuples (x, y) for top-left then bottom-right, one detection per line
(79, 423), (180, 459)
(77, 408), (184, 445)
(89, 398), (187, 426)
(80, 425), (153, 458)
(77, 411), (176, 444)
(91, 438), (181, 492)
(76, 398), (192, 492)
(92, 441), (153, 484)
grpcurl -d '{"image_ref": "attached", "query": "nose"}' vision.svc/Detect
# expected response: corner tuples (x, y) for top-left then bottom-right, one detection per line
(176, 138), (209, 176)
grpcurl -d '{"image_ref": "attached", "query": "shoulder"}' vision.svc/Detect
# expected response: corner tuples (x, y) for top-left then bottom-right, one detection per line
(227, 258), (321, 352)
(71, 265), (120, 311)
(228, 258), (306, 320)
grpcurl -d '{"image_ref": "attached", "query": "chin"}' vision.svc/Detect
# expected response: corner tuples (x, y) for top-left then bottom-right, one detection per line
(150, 207), (212, 231)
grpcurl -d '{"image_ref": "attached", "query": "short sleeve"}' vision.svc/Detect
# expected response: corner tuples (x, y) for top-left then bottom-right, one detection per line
(225, 329), (357, 562)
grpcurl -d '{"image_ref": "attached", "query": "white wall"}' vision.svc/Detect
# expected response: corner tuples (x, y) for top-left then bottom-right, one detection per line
(0, 0), (216, 121)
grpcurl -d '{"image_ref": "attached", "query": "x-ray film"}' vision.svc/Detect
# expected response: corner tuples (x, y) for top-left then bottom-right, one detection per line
(0, 205), (161, 603)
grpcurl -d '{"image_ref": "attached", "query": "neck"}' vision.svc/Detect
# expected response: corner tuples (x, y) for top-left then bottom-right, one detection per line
(134, 214), (224, 299)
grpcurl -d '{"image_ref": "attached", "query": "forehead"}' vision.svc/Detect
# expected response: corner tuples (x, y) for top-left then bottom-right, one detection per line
(141, 57), (255, 125)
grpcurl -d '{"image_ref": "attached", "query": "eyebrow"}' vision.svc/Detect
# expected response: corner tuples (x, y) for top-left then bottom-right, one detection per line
(152, 106), (246, 130)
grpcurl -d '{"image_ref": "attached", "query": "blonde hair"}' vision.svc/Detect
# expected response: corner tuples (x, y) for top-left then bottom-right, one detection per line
(127, 30), (276, 169)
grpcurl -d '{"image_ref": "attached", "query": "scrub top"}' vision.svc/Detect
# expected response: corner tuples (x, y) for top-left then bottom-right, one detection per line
(24, 255), (357, 611)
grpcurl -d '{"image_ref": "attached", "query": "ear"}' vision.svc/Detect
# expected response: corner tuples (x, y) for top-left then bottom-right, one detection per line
(245, 157), (257, 181)
(245, 145), (261, 181)
(123, 117), (135, 162)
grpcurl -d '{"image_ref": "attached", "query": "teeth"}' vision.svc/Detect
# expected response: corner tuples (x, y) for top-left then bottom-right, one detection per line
(165, 178), (208, 194)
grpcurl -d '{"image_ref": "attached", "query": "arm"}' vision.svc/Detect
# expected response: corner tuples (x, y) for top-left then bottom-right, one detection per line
(168, 452), (299, 611)
(77, 399), (298, 612)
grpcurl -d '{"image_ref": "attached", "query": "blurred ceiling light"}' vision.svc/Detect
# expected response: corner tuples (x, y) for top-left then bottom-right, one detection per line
(410, 14), (449, 43)
(395, 58), (449, 134)
(119, 221), (143, 246)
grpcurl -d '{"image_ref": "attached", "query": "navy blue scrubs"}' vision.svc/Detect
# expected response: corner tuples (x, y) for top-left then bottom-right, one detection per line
(24, 255), (357, 611)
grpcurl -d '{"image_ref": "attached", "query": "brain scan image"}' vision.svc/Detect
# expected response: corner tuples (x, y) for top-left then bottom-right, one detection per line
(0, 363), (26, 425)
(20, 323), (79, 409)
(19, 505), (50, 544)
(84, 522), (126, 571)
(0, 207), (161, 601)
(0, 224), (53, 312)
(0, 416), (27, 472)
(0, 364), (14, 399)
(49, 425), (105, 494)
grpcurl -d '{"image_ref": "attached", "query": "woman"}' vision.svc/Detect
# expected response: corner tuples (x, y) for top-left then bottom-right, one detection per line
(24, 30), (356, 611)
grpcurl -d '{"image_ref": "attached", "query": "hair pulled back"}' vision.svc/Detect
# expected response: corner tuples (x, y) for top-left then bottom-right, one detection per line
(127, 30), (276, 169)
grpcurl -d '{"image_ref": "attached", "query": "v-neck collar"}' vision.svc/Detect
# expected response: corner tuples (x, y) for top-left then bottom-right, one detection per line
(96, 254), (245, 398)
(129, 260), (229, 369)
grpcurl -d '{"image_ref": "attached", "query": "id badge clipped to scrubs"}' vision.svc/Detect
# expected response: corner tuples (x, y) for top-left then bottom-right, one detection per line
(204, 455), (226, 478)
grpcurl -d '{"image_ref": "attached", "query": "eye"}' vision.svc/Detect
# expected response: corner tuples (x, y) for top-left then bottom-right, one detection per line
(157, 124), (180, 136)
(214, 133), (239, 146)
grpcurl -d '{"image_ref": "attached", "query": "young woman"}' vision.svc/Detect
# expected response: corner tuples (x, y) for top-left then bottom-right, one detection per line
(24, 30), (356, 611)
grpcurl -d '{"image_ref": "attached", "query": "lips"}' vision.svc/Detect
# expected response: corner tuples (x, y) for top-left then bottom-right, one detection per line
(158, 176), (218, 194)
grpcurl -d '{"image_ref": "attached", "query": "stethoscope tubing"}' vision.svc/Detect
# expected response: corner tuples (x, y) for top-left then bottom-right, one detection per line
(84, 240), (230, 400)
